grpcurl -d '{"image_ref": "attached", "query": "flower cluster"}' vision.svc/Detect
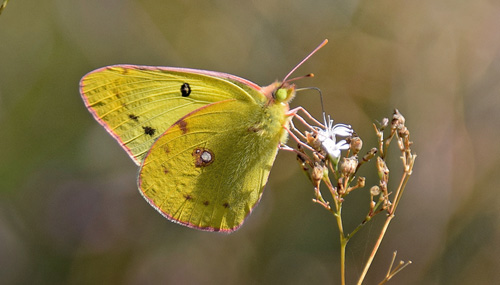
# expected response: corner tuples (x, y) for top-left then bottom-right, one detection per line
(290, 109), (415, 285)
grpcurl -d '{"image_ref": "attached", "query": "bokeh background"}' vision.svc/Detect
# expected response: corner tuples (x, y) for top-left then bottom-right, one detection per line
(1, 0), (500, 284)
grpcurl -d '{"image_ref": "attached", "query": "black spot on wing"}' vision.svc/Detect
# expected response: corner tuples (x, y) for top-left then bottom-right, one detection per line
(128, 114), (139, 121)
(142, 126), (156, 136)
(181, 83), (191, 97)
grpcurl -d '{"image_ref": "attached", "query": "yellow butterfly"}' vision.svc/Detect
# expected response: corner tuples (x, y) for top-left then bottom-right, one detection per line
(80, 40), (327, 232)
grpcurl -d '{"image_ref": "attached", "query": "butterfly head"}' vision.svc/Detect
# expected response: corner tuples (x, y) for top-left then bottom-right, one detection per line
(269, 71), (318, 104)
(274, 82), (296, 103)
(260, 81), (296, 104)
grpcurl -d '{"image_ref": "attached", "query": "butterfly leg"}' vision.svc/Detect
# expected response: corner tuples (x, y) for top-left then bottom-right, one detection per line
(283, 106), (325, 153)
(289, 119), (307, 141)
(278, 143), (314, 162)
(287, 106), (325, 129)
(283, 124), (317, 153)
(278, 143), (296, 152)
(286, 106), (322, 138)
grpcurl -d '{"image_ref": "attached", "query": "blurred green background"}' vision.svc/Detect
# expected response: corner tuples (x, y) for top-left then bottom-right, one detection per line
(1, 0), (500, 284)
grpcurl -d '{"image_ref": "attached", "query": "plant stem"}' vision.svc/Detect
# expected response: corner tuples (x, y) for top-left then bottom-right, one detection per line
(334, 205), (346, 285)
(356, 151), (414, 283)
(340, 235), (348, 285)
(392, 172), (410, 213)
(348, 215), (371, 239)
(356, 214), (394, 285)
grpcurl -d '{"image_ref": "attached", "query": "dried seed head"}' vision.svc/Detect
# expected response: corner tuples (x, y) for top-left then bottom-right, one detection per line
(398, 125), (410, 139)
(296, 152), (310, 171)
(380, 117), (389, 130)
(370, 185), (381, 196)
(363, 148), (378, 163)
(357, 176), (366, 188)
(312, 162), (324, 183)
(349, 136), (363, 155)
(341, 156), (358, 177)
(376, 157), (389, 182)
(306, 131), (322, 151)
(391, 109), (406, 131)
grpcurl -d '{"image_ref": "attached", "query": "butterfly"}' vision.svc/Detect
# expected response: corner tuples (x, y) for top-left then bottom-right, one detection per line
(79, 40), (327, 232)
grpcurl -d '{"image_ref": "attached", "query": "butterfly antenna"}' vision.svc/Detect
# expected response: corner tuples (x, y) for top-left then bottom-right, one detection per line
(283, 39), (328, 83)
(286, 73), (314, 83)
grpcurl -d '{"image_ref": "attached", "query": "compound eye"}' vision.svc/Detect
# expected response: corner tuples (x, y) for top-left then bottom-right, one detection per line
(274, 88), (288, 102)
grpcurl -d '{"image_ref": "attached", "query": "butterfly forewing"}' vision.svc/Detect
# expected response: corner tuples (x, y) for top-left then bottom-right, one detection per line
(80, 65), (262, 165)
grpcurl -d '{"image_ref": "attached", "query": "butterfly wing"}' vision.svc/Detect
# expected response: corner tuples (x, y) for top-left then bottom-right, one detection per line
(79, 65), (266, 165)
(138, 99), (288, 232)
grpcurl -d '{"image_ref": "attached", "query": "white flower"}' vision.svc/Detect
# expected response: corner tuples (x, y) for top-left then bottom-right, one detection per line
(317, 114), (353, 160)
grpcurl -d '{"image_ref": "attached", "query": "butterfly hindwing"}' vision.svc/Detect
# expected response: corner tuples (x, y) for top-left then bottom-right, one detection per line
(138, 99), (287, 232)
